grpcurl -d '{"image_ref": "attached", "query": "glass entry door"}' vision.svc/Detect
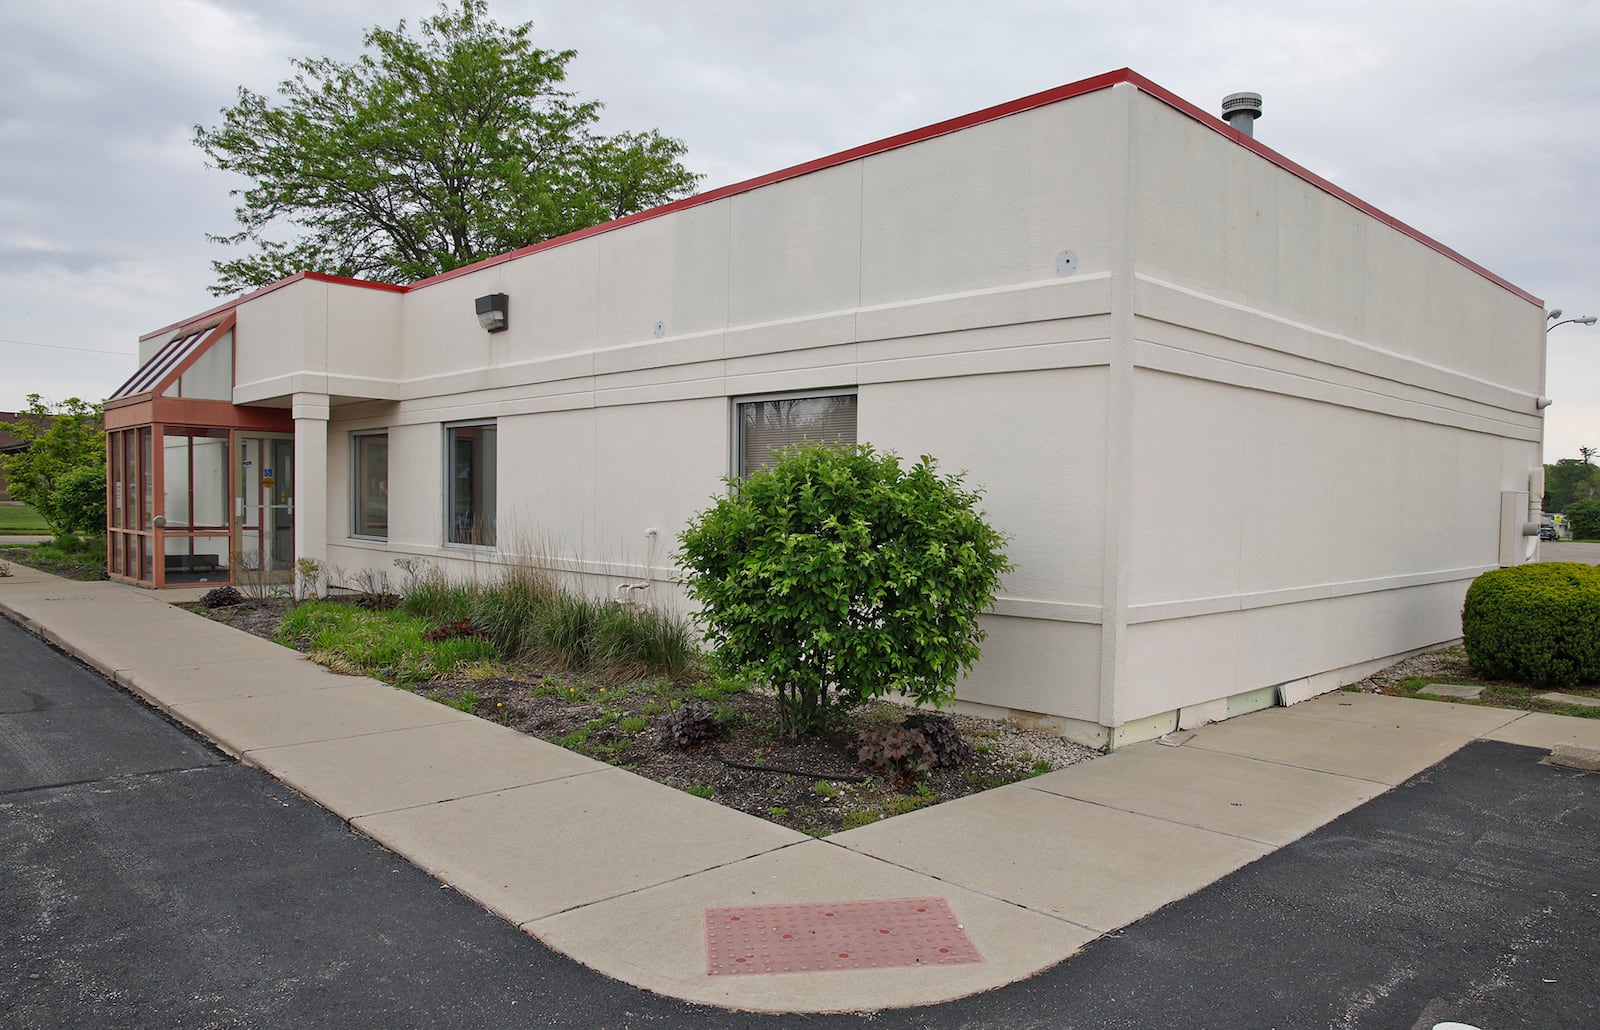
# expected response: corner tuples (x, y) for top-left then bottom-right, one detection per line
(236, 434), (295, 585)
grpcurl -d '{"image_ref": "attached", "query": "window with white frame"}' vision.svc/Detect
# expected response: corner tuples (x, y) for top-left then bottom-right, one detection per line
(734, 390), (857, 479)
(446, 421), (497, 546)
(351, 431), (388, 539)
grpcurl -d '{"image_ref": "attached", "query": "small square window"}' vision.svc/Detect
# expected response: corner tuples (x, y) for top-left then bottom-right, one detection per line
(352, 432), (388, 539)
(446, 422), (497, 546)
(734, 391), (857, 479)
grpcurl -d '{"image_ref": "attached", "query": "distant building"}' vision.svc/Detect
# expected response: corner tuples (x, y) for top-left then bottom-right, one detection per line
(105, 69), (1548, 747)
(0, 410), (46, 504)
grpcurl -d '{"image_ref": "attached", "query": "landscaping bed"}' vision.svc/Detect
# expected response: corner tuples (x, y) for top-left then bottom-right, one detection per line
(0, 538), (107, 581)
(1349, 643), (1600, 719)
(186, 595), (1098, 837)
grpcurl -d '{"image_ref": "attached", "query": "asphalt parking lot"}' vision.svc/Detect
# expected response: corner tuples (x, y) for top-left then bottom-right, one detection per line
(4, 613), (1597, 1028)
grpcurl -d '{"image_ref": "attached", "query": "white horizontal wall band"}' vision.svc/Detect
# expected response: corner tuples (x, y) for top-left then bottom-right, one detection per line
(858, 339), (1111, 384)
(1135, 276), (1533, 413)
(243, 275), (1114, 409)
(1134, 343), (1541, 442)
(1125, 564), (1495, 624)
(325, 539), (1107, 627)
(988, 597), (1104, 623)
(1135, 320), (1533, 431)
(854, 273), (1114, 342)
(374, 334), (1109, 427)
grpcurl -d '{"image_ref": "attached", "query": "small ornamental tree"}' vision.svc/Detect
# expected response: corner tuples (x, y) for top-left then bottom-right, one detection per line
(0, 395), (105, 538)
(51, 464), (108, 537)
(677, 443), (1012, 737)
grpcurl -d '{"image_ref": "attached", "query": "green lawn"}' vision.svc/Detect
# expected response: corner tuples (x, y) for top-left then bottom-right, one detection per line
(0, 504), (50, 535)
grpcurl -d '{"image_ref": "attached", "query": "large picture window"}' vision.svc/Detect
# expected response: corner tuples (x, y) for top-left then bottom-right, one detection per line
(446, 422), (497, 546)
(352, 431), (388, 539)
(735, 390), (857, 478)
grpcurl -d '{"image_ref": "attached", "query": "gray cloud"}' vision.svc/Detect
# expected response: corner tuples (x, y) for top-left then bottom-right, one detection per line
(1, 0), (1597, 458)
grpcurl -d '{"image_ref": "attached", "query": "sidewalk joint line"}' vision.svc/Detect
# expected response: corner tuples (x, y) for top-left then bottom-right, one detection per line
(332, 766), (614, 820)
(1013, 786), (1293, 847)
(218, 715), (472, 752)
(518, 838), (815, 925)
(1179, 740), (1417, 786)
(813, 838), (1105, 933)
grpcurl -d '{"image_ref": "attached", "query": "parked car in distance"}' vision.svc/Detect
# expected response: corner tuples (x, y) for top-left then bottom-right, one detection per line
(1540, 514), (1558, 540)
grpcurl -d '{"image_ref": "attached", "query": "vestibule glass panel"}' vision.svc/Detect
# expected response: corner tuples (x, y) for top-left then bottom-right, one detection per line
(162, 429), (229, 529)
(176, 330), (233, 400)
(110, 432), (125, 529)
(140, 427), (153, 530)
(235, 433), (295, 584)
(162, 534), (231, 584)
(107, 427), (156, 585)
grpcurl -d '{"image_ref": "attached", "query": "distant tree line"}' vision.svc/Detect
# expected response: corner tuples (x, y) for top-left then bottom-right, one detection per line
(1546, 447), (1600, 540)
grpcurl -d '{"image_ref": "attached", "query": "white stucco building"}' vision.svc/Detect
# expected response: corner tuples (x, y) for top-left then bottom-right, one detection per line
(106, 69), (1547, 747)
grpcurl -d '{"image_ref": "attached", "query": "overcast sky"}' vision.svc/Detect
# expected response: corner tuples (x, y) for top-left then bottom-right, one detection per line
(2, 1), (1597, 461)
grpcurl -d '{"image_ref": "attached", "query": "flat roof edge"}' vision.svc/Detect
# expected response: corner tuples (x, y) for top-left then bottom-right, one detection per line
(149, 66), (1538, 335)
(140, 271), (406, 342)
(1125, 73), (1541, 307)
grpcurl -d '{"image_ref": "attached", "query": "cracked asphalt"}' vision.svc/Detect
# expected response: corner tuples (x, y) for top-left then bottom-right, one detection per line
(3, 614), (1597, 1028)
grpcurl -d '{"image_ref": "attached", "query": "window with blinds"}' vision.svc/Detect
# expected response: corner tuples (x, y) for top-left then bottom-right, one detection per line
(351, 431), (388, 539)
(736, 392), (857, 478)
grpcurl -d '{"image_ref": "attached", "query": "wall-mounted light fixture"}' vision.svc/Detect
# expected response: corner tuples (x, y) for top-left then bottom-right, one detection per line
(475, 293), (509, 333)
(1536, 396), (1554, 410)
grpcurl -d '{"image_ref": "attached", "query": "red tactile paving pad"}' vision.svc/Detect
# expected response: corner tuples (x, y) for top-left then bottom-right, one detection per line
(704, 896), (983, 976)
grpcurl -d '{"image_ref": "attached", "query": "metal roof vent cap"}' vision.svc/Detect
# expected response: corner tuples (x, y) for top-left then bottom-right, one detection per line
(1221, 92), (1263, 137)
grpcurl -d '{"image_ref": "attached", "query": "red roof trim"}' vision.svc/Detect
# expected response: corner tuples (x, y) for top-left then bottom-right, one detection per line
(411, 69), (1136, 289)
(148, 66), (1535, 335)
(1121, 72), (1541, 306)
(140, 271), (405, 341)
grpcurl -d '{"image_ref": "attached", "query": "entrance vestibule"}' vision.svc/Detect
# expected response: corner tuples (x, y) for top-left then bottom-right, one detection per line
(103, 314), (297, 589)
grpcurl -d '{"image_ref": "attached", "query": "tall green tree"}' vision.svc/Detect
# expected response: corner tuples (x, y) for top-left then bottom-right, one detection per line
(0, 395), (105, 539)
(1543, 455), (1600, 513)
(195, 0), (701, 296)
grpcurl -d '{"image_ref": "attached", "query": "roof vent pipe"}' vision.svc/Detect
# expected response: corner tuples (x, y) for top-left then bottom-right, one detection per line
(1221, 92), (1263, 137)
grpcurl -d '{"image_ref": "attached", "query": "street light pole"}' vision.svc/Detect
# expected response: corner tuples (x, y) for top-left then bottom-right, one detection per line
(1548, 313), (1598, 333)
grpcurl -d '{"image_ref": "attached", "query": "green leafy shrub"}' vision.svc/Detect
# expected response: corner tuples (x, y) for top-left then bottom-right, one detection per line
(856, 723), (936, 785)
(1566, 499), (1600, 541)
(901, 712), (973, 768)
(1461, 562), (1600, 689)
(655, 700), (722, 749)
(678, 443), (1012, 736)
(51, 464), (106, 537)
(0, 395), (103, 538)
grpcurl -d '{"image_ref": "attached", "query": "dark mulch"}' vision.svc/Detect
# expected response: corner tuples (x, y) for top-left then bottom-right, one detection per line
(183, 597), (1097, 837)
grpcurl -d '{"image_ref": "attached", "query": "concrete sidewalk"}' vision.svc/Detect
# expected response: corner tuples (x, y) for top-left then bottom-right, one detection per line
(4, 564), (1598, 1014)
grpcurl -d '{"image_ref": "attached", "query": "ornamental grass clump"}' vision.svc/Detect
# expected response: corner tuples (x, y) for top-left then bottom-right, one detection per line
(1461, 562), (1600, 689)
(677, 442), (1012, 737)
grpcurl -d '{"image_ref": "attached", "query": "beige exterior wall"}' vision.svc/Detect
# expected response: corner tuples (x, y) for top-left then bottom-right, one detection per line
(233, 279), (403, 405)
(1108, 88), (1544, 728)
(202, 77), (1541, 745)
